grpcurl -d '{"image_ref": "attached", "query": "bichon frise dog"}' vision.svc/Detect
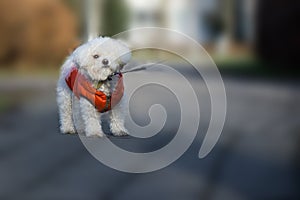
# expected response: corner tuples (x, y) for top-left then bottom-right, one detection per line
(57, 37), (131, 137)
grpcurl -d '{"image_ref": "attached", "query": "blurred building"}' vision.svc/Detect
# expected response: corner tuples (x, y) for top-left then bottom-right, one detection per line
(124, 0), (256, 56)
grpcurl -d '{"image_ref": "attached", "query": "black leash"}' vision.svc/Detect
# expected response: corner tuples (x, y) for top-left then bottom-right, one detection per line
(108, 60), (166, 80)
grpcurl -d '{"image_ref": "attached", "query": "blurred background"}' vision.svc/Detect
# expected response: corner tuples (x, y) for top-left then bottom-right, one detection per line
(0, 0), (299, 199)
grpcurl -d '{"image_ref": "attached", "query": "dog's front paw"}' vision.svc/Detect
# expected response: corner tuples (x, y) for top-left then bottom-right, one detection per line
(112, 130), (128, 137)
(110, 124), (129, 136)
(85, 128), (105, 138)
(60, 125), (76, 135)
(86, 132), (105, 138)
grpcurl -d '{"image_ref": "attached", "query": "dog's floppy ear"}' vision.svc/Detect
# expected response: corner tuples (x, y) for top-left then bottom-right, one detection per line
(119, 51), (131, 68)
(116, 39), (132, 67)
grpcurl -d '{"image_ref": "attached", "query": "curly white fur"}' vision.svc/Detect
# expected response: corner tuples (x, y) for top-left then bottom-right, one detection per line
(57, 37), (131, 137)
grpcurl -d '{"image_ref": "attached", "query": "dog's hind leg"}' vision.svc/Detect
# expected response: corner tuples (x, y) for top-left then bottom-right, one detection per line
(57, 83), (76, 134)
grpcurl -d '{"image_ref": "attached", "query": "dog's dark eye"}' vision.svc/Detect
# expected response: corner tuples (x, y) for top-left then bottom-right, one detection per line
(102, 58), (109, 65)
(93, 54), (99, 59)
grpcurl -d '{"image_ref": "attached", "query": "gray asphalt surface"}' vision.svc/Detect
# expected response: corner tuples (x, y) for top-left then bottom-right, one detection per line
(0, 70), (299, 200)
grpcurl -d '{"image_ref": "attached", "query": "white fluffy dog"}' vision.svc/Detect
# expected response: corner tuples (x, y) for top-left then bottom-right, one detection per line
(57, 37), (131, 137)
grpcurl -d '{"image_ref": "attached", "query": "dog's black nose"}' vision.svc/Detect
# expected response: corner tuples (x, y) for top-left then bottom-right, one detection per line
(102, 58), (109, 66)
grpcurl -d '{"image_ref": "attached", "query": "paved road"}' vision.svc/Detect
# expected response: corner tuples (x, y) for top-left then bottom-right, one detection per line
(0, 71), (299, 200)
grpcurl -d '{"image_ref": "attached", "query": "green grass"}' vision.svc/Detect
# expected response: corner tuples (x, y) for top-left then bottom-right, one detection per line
(0, 96), (14, 113)
(0, 66), (59, 79)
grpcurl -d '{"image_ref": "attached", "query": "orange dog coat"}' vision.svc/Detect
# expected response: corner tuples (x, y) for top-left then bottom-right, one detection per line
(65, 67), (124, 113)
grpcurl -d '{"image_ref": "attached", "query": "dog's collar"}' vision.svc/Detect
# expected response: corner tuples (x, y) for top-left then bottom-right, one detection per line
(65, 66), (124, 113)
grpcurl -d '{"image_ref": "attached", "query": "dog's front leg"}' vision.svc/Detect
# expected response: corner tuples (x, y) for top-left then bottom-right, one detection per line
(80, 98), (104, 137)
(109, 98), (128, 136)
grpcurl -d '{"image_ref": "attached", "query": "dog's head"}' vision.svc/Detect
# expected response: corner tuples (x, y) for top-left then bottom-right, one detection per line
(72, 37), (131, 81)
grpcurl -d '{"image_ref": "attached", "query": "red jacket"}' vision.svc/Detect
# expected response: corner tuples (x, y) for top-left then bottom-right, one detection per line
(65, 67), (124, 113)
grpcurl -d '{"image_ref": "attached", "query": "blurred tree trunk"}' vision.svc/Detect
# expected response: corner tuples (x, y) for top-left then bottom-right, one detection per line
(0, 0), (79, 67)
(85, 0), (102, 41)
(101, 0), (129, 37)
